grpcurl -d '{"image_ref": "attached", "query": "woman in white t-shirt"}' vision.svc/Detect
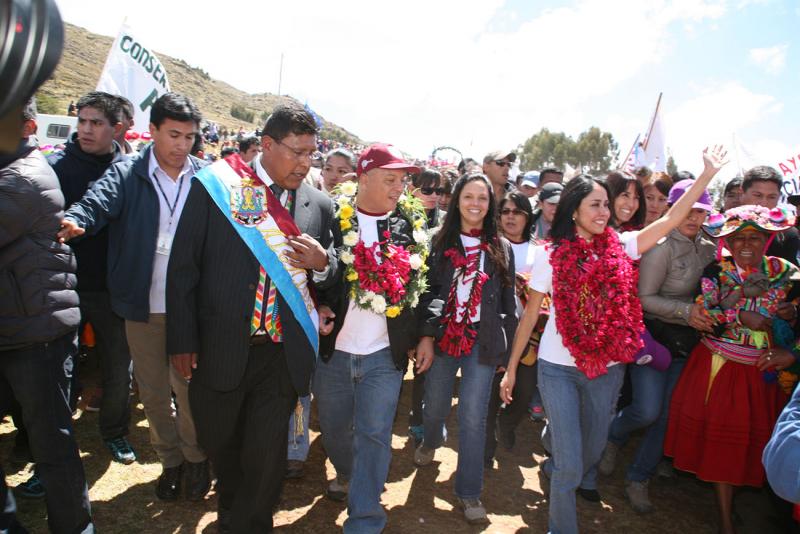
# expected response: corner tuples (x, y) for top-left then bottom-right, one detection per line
(499, 147), (727, 534)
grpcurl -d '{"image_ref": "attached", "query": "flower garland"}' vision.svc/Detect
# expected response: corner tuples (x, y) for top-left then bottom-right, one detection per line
(438, 240), (489, 357)
(549, 228), (643, 379)
(333, 181), (429, 318)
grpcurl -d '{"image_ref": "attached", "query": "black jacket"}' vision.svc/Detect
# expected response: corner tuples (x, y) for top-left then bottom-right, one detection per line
(0, 139), (80, 350)
(48, 133), (127, 292)
(418, 236), (518, 367)
(64, 145), (206, 321)
(166, 178), (337, 396)
(319, 211), (420, 370)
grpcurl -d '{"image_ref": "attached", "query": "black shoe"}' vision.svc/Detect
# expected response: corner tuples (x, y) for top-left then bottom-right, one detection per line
(498, 422), (516, 451)
(577, 488), (602, 503)
(155, 465), (183, 501)
(217, 504), (231, 534)
(285, 460), (305, 480)
(184, 459), (211, 501)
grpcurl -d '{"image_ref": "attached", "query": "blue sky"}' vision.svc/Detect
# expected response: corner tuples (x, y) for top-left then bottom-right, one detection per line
(55, 0), (798, 181)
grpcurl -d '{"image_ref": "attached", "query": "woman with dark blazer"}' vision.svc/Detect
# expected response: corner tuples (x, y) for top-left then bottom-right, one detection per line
(413, 172), (518, 525)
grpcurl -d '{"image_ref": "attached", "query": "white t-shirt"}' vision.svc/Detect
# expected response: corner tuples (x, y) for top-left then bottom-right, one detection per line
(335, 210), (392, 355)
(453, 234), (485, 323)
(509, 240), (535, 317)
(529, 231), (640, 367)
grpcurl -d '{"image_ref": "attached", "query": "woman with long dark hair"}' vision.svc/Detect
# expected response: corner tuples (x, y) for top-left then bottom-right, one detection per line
(500, 147), (728, 534)
(413, 173), (518, 525)
(606, 171), (646, 230)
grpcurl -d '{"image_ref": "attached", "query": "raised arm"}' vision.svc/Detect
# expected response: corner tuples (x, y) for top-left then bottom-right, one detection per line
(636, 146), (728, 255)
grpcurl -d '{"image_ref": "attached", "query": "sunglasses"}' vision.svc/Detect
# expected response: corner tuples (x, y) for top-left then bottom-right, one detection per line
(494, 160), (512, 168)
(420, 187), (445, 195)
(500, 208), (526, 216)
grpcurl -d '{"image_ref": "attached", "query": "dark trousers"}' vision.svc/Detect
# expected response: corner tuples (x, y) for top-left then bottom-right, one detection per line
(0, 465), (27, 533)
(485, 362), (539, 461)
(409, 368), (425, 428)
(0, 332), (93, 534)
(189, 343), (297, 533)
(78, 290), (132, 440)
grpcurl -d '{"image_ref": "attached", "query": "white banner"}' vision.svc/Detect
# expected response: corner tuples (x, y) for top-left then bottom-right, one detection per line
(96, 23), (170, 134)
(776, 149), (800, 199)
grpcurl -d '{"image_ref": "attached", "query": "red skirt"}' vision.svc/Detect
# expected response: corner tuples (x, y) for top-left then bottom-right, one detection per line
(664, 342), (786, 487)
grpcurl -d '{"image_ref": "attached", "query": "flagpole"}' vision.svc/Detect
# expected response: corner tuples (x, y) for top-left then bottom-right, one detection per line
(642, 92), (662, 151)
(620, 133), (640, 170)
(278, 53), (284, 96)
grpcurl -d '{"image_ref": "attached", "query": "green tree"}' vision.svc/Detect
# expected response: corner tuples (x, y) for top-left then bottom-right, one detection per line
(574, 127), (618, 174)
(518, 128), (574, 171)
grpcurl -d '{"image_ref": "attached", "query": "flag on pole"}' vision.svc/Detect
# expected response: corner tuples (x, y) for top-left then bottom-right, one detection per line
(96, 22), (170, 135)
(304, 101), (323, 128)
(621, 134), (642, 174)
(641, 93), (666, 172)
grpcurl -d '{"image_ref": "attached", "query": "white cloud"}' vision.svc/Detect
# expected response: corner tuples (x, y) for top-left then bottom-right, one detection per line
(749, 44), (788, 75)
(666, 81), (782, 179)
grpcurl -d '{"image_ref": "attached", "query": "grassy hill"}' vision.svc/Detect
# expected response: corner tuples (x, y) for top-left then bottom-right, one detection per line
(36, 23), (362, 144)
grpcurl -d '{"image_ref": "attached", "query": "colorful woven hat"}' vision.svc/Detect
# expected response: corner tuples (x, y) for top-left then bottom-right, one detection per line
(703, 204), (795, 238)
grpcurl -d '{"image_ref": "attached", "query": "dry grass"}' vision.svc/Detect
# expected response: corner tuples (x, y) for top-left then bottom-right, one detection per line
(0, 357), (786, 533)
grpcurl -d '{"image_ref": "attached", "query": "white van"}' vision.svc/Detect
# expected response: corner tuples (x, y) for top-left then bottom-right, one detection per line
(37, 114), (77, 147)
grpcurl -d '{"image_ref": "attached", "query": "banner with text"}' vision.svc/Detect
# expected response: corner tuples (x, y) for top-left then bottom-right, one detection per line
(96, 23), (170, 134)
(777, 148), (800, 201)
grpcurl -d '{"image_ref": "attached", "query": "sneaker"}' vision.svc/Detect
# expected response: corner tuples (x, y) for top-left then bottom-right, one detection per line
(456, 497), (489, 525)
(598, 441), (619, 476)
(414, 444), (435, 467)
(17, 473), (44, 499)
(655, 458), (676, 479)
(529, 405), (546, 422)
(84, 391), (102, 412)
(105, 437), (136, 464)
(409, 425), (424, 446)
(625, 480), (654, 514)
(577, 488), (602, 503)
(285, 460), (305, 480)
(325, 477), (348, 502)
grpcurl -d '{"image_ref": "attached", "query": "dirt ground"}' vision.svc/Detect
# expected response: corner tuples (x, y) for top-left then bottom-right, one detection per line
(1, 355), (794, 534)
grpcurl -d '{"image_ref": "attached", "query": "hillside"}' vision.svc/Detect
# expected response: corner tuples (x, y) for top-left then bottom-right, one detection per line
(37, 23), (362, 144)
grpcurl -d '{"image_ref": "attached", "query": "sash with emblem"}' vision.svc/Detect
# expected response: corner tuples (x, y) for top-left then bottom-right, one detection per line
(193, 154), (319, 355)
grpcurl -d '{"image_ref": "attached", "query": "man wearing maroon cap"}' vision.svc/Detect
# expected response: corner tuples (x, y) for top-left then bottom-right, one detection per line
(315, 143), (426, 532)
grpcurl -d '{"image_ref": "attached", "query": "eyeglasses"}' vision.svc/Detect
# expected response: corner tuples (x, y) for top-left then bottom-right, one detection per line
(494, 160), (512, 168)
(420, 187), (445, 195)
(275, 139), (315, 161)
(500, 208), (526, 216)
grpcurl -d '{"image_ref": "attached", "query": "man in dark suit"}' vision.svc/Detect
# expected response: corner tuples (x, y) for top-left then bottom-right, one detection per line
(166, 103), (337, 533)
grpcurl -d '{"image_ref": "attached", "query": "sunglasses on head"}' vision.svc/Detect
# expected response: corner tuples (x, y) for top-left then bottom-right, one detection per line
(420, 187), (445, 195)
(500, 208), (526, 216)
(494, 160), (512, 168)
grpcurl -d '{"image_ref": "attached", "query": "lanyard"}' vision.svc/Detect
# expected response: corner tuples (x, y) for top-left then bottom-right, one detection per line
(153, 171), (185, 226)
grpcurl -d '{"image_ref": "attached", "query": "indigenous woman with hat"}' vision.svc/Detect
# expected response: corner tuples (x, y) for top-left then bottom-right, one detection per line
(664, 204), (799, 534)
(600, 179), (717, 514)
(413, 172), (518, 525)
(500, 146), (728, 534)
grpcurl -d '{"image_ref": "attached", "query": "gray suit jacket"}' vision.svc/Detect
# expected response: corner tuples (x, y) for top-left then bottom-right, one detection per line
(166, 175), (337, 395)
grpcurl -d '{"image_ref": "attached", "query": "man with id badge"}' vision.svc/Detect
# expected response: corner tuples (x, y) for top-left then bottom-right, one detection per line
(58, 93), (211, 504)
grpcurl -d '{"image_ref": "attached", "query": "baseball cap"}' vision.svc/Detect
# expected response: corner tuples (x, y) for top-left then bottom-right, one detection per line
(520, 171), (540, 188)
(483, 150), (517, 164)
(539, 182), (563, 204)
(357, 143), (420, 177)
(667, 179), (713, 211)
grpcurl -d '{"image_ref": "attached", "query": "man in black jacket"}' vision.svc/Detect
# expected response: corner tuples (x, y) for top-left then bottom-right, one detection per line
(314, 144), (422, 533)
(166, 102), (337, 532)
(49, 91), (135, 464)
(0, 100), (94, 533)
(58, 93), (210, 503)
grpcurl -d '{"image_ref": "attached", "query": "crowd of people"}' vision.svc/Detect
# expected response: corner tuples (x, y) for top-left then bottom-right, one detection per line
(2, 88), (800, 534)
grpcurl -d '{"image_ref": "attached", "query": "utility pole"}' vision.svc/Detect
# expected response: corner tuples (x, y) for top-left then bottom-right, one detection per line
(278, 53), (284, 96)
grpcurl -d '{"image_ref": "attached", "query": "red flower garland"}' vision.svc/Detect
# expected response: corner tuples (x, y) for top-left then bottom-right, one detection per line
(549, 228), (643, 378)
(351, 231), (413, 305)
(438, 244), (489, 357)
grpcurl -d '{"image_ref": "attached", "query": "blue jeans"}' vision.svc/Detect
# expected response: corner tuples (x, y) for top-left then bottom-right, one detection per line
(0, 332), (94, 534)
(79, 290), (133, 440)
(422, 346), (495, 500)
(607, 358), (686, 482)
(538, 359), (625, 534)
(314, 348), (403, 534)
(288, 394), (311, 462)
